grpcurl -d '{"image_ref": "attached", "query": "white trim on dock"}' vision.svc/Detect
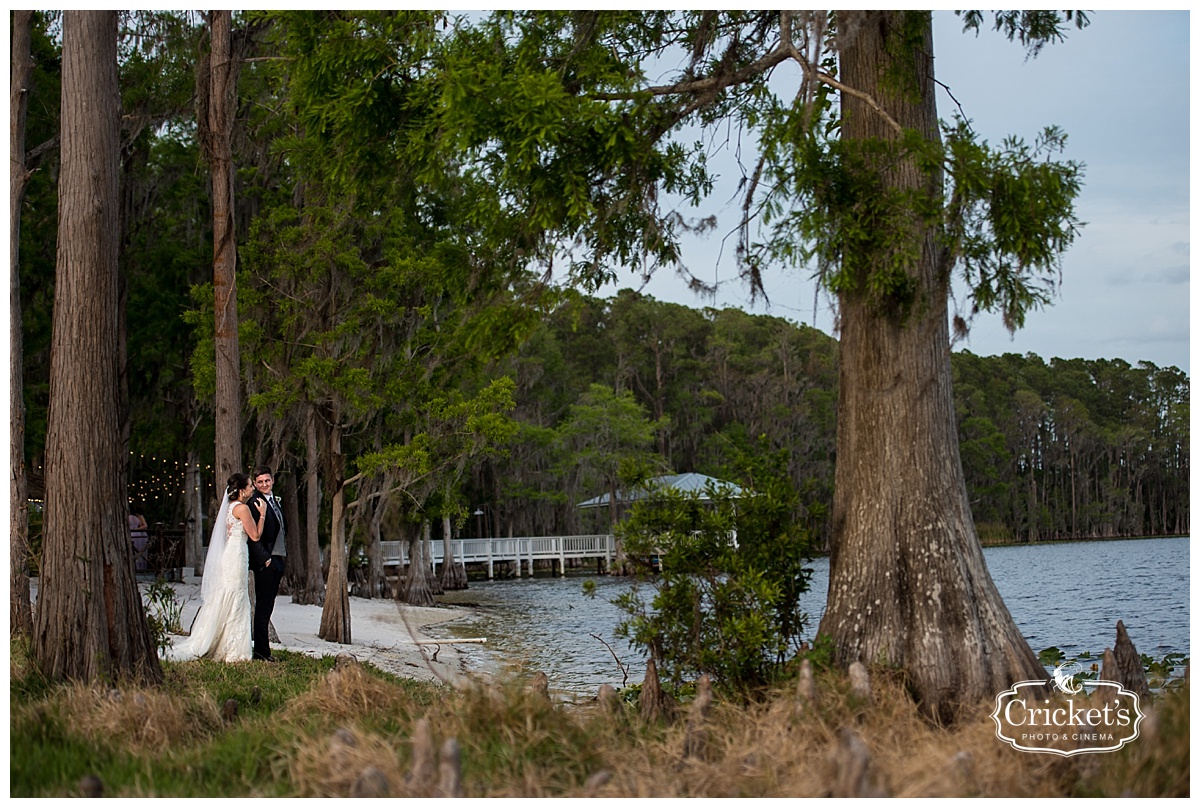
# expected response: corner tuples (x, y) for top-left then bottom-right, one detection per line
(380, 535), (615, 579)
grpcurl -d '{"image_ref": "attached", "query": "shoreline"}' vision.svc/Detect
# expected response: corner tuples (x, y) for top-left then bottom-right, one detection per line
(33, 577), (481, 686)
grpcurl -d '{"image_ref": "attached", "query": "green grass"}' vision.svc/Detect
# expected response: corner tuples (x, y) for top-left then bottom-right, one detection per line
(10, 644), (435, 798)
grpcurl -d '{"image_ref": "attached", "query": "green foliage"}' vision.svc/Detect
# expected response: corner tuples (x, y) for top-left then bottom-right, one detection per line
(1037, 645), (1066, 667)
(613, 449), (816, 698)
(945, 122), (1084, 332)
(555, 383), (670, 508)
(800, 632), (837, 673)
(957, 10), (1090, 58)
(1141, 652), (1189, 691)
(429, 12), (1088, 334)
(355, 377), (519, 485)
(143, 580), (184, 655)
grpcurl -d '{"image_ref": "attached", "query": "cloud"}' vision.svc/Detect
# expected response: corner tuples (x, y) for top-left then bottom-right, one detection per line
(1150, 265), (1190, 285)
(1105, 264), (1190, 286)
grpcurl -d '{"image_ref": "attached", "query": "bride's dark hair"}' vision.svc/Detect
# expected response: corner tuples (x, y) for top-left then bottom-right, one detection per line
(226, 472), (252, 501)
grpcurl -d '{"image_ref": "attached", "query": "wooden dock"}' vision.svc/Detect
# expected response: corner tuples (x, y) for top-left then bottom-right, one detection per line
(380, 534), (615, 579)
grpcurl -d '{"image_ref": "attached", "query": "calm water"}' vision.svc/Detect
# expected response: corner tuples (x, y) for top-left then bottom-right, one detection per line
(430, 536), (1190, 696)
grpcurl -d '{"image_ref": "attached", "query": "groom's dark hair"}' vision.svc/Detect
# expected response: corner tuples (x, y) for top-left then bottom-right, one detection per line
(252, 465), (273, 479)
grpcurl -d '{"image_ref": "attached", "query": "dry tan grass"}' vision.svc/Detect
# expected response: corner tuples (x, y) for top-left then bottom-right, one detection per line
(25, 644), (1181, 797)
(56, 681), (221, 753)
(281, 656), (417, 725)
(289, 724), (409, 797)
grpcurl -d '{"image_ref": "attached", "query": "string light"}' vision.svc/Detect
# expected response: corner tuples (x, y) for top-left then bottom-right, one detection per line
(31, 455), (217, 516)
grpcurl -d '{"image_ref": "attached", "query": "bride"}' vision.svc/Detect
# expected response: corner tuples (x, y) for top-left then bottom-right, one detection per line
(165, 473), (265, 662)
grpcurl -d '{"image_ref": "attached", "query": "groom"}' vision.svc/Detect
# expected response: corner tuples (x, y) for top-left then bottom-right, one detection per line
(248, 465), (287, 662)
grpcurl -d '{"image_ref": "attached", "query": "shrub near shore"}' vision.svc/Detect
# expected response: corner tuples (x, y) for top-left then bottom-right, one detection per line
(10, 639), (1188, 798)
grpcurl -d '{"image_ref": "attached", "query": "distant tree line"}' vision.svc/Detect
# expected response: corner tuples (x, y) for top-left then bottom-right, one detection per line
(463, 289), (1188, 546)
(953, 351), (1189, 542)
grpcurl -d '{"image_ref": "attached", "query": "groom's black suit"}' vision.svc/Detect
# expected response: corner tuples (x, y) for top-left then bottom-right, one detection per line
(248, 490), (285, 661)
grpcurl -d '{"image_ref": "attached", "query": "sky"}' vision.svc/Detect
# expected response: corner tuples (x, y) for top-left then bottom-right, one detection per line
(590, 10), (1191, 374)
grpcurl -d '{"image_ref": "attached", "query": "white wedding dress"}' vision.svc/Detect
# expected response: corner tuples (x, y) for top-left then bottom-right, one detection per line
(165, 500), (252, 662)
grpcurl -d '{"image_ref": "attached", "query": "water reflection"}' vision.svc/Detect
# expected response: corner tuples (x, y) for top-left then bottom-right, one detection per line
(429, 536), (1189, 697)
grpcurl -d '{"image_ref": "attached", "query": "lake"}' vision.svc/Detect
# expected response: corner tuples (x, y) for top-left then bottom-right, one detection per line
(430, 536), (1190, 697)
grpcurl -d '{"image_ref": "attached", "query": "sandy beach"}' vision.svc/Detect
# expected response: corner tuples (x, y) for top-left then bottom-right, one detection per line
(153, 579), (481, 685)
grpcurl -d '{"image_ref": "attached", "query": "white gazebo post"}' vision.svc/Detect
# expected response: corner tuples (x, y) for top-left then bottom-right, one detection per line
(557, 536), (566, 578)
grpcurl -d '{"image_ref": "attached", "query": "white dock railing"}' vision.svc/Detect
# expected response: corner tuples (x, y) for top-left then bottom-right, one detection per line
(380, 534), (615, 579)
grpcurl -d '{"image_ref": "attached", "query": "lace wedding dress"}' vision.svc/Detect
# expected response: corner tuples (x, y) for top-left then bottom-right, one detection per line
(165, 501), (251, 662)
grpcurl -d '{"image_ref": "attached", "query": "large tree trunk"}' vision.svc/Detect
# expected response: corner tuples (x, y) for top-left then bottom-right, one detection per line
(319, 421), (351, 643)
(183, 448), (204, 571)
(10, 9), (35, 638)
(279, 464), (301, 596)
(204, 10), (241, 483)
(294, 404), (325, 605)
(400, 522), (435, 607)
(817, 11), (1042, 723)
(440, 514), (468, 591)
(364, 490), (389, 598)
(425, 519), (443, 596)
(33, 11), (162, 684)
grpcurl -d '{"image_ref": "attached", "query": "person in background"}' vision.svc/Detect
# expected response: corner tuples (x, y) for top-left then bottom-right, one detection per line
(129, 501), (149, 572)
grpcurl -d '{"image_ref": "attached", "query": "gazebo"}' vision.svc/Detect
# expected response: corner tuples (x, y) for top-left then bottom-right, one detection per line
(576, 472), (743, 509)
(577, 473), (744, 565)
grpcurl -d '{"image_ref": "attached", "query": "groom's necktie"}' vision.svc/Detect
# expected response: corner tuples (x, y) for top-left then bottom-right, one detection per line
(269, 495), (285, 551)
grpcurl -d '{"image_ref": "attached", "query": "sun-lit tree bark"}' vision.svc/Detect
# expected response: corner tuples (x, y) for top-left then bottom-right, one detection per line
(33, 10), (162, 683)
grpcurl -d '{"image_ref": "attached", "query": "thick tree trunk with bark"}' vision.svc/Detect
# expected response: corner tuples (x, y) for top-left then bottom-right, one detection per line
(363, 491), (389, 599)
(319, 422), (351, 642)
(279, 466), (301, 596)
(33, 11), (162, 684)
(183, 449), (204, 571)
(400, 522), (435, 606)
(10, 9), (35, 638)
(425, 520), (443, 596)
(204, 10), (242, 483)
(293, 404), (325, 605)
(440, 514), (468, 590)
(817, 11), (1043, 722)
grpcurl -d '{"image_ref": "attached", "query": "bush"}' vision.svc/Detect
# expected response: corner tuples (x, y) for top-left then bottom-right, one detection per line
(613, 451), (818, 699)
(144, 578), (183, 655)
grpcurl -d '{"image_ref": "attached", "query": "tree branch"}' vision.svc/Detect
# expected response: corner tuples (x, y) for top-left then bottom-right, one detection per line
(26, 135), (59, 168)
(588, 21), (904, 138)
(591, 44), (792, 102)
(782, 41), (903, 135)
